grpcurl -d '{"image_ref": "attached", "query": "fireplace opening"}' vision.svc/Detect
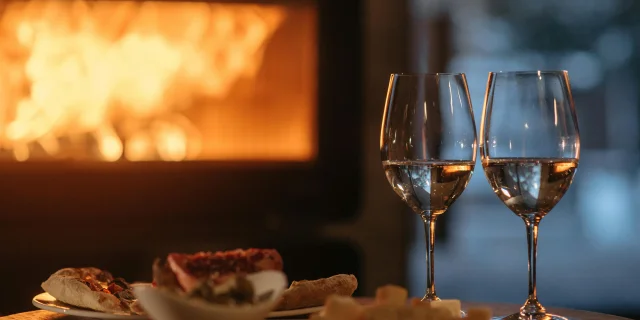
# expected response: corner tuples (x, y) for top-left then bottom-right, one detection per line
(0, 0), (317, 162)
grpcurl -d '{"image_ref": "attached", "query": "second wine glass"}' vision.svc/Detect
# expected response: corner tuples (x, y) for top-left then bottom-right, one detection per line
(479, 70), (580, 320)
(380, 73), (477, 301)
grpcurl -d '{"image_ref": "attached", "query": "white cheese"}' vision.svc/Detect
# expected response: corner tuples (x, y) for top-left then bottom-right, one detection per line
(429, 300), (461, 318)
(375, 285), (408, 307)
(323, 295), (364, 320)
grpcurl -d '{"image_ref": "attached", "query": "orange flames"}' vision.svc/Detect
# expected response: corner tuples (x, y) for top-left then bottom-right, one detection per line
(0, 0), (308, 161)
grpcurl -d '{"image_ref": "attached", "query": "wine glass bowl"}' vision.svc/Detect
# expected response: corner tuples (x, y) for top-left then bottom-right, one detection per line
(380, 73), (477, 302)
(483, 158), (577, 220)
(383, 161), (475, 216)
(479, 70), (580, 320)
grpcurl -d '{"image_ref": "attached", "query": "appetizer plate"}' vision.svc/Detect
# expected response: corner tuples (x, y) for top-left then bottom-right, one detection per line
(34, 292), (324, 319)
(33, 292), (147, 320)
(34, 272), (323, 320)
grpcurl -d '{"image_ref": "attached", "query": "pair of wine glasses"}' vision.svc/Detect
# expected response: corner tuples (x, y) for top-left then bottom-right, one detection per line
(380, 71), (579, 320)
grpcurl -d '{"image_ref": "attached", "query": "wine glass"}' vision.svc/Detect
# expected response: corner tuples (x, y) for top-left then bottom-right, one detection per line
(380, 73), (477, 302)
(479, 71), (580, 320)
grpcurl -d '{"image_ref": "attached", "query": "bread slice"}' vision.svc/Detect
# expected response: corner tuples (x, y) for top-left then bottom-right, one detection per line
(274, 274), (358, 310)
(41, 274), (127, 314)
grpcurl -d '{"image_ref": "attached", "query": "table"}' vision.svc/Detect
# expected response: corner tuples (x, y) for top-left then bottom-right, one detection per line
(1, 302), (632, 320)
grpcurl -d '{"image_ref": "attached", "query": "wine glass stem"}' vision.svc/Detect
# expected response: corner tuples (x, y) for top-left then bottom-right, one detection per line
(421, 213), (439, 301)
(522, 216), (545, 315)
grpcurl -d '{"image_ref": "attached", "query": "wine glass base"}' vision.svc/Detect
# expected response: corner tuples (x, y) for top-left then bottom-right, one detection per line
(493, 312), (568, 320)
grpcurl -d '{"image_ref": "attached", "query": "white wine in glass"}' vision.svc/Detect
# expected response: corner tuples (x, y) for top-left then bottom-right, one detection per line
(479, 71), (580, 320)
(380, 73), (477, 302)
(383, 160), (475, 216)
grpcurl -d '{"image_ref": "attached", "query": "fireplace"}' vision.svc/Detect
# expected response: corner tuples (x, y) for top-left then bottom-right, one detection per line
(0, 0), (363, 315)
(0, 0), (317, 162)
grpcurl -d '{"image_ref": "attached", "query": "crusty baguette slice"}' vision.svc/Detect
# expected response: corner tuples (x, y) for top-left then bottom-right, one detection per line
(41, 275), (126, 314)
(52, 267), (112, 282)
(274, 274), (358, 311)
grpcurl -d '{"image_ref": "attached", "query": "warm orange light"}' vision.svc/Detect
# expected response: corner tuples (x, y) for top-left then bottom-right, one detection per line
(0, 0), (317, 161)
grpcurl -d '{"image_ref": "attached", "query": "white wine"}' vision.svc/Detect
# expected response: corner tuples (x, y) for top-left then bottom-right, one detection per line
(482, 158), (578, 218)
(382, 160), (475, 215)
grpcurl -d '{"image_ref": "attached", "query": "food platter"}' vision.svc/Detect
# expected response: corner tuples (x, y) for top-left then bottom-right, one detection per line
(33, 292), (324, 319)
(32, 249), (355, 320)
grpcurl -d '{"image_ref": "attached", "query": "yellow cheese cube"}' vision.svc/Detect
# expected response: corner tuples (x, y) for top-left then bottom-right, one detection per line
(363, 305), (399, 320)
(375, 285), (408, 307)
(424, 307), (456, 320)
(396, 305), (417, 320)
(429, 300), (461, 318)
(324, 295), (364, 320)
(466, 307), (492, 320)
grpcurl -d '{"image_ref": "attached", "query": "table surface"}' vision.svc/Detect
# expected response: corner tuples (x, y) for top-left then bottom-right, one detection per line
(0, 301), (632, 320)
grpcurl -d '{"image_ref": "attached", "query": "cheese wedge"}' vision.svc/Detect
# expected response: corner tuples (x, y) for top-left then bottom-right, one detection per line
(323, 295), (364, 320)
(375, 285), (408, 307)
(466, 307), (492, 320)
(429, 300), (461, 318)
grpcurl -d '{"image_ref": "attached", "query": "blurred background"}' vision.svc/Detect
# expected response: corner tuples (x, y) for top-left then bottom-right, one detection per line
(403, 0), (640, 318)
(0, 0), (638, 318)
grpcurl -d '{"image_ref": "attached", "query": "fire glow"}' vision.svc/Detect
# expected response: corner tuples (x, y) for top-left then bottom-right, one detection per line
(0, 0), (314, 162)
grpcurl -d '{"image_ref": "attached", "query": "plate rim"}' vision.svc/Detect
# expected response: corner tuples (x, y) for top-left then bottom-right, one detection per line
(267, 305), (324, 318)
(33, 292), (324, 319)
(33, 292), (147, 320)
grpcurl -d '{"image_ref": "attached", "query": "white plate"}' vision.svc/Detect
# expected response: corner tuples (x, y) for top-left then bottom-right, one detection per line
(134, 270), (293, 320)
(267, 306), (324, 318)
(33, 292), (147, 319)
(34, 292), (324, 319)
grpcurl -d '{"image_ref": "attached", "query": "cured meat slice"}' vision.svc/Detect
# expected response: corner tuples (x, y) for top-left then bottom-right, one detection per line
(159, 248), (283, 292)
